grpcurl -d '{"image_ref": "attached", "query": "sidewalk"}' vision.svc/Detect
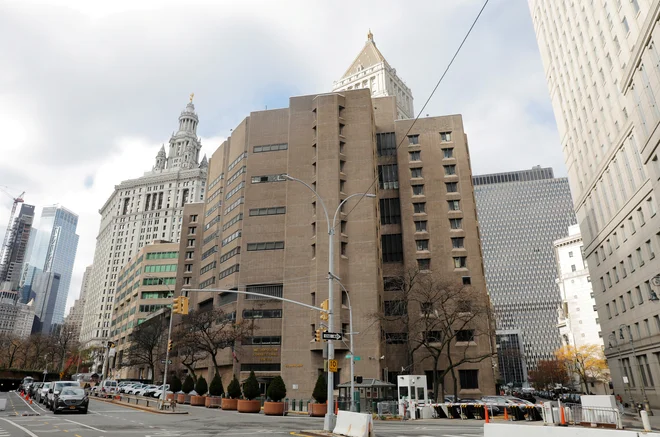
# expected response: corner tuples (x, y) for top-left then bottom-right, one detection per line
(620, 406), (659, 431)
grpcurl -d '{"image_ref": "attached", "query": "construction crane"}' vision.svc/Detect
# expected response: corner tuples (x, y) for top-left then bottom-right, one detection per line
(0, 187), (25, 275)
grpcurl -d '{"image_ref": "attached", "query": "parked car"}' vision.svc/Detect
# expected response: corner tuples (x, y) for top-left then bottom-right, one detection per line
(126, 384), (146, 395)
(19, 377), (34, 393)
(53, 387), (89, 414)
(28, 382), (42, 398)
(149, 385), (170, 398)
(37, 383), (51, 404)
(134, 385), (158, 397)
(47, 381), (81, 410)
(96, 380), (118, 397)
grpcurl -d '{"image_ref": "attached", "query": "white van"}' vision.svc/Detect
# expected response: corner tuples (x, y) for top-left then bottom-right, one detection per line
(97, 380), (118, 398)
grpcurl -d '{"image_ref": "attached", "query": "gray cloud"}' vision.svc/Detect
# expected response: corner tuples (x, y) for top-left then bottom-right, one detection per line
(0, 0), (563, 312)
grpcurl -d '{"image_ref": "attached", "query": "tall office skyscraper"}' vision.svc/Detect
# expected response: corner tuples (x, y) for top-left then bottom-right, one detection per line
(64, 265), (92, 341)
(529, 0), (660, 406)
(473, 167), (576, 372)
(0, 204), (35, 291)
(79, 98), (208, 348)
(21, 206), (79, 326)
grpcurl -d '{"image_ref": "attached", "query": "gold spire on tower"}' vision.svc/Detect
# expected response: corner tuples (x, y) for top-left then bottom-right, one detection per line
(367, 29), (373, 41)
(189, 92), (194, 103)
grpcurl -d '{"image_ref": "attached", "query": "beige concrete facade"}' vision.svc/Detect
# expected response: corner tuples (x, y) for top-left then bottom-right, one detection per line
(110, 240), (178, 380)
(175, 90), (495, 399)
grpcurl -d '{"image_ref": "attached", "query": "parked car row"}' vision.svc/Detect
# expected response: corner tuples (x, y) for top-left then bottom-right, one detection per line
(118, 382), (170, 398)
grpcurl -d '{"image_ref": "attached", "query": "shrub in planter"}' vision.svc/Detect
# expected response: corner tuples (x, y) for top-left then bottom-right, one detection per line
(209, 374), (224, 397)
(309, 374), (327, 417)
(170, 375), (182, 393)
(238, 371), (261, 413)
(222, 375), (241, 410)
(264, 376), (287, 416)
(195, 376), (208, 396)
(182, 375), (195, 394)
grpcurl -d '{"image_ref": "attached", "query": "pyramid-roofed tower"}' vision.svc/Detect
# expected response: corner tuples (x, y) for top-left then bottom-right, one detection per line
(332, 30), (414, 119)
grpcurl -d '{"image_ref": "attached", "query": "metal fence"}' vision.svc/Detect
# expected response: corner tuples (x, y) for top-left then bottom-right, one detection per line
(377, 401), (399, 416)
(564, 403), (622, 429)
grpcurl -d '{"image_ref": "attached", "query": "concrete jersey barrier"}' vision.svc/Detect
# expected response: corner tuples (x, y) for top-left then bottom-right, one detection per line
(333, 410), (376, 437)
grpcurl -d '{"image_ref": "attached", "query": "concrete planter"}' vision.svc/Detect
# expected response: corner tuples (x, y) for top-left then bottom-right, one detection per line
(221, 398), (238, 410)
(309, 403), (327, 417)
(237, 399), (261, 413)
(205, 396), (222, 408)
(176, 393), (186, 404)
(264, 401), (285, 416)
(166, 393), (175, 401)
(190, 395), (205, 406)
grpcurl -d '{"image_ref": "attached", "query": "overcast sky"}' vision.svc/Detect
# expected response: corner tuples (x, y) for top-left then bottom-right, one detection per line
(0, 0), (563, 314)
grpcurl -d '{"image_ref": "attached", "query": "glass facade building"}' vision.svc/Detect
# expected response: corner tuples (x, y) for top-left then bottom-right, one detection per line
(474, 167), (576, 371)
(21, 206), (79, 326)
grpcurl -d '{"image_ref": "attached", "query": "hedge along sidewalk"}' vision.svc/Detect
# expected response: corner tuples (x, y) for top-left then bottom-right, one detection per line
(93, 394), (188, 415)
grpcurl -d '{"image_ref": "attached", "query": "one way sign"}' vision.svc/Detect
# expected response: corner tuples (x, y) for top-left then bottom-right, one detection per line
(322, 332), (342, 341)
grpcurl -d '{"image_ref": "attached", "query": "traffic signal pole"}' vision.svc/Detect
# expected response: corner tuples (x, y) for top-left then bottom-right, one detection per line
(159, 306), (175, 411)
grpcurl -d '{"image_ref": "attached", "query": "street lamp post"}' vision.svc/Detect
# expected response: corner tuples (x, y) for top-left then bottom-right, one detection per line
(282, 173), (375, 431)
(619, 325), (653, 415)
(329, 274), (356, 412)
(609, 333), (635, 411)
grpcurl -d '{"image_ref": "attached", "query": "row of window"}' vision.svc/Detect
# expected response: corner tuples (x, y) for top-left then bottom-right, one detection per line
(200, 261), (216, 275)
(407, 131), (452, 145)
(226, 166), (246, 186)
(227, 152), (247, 172)
(141, 291), (173, 299)
(249, 206), (286, 216)
(143, 264), (177, 273)
(222, 230), (241, 247)
(246, 241), (285, 251)
(225, 182), (245, 200)
(242, 309), (282, 319)
(253, 143), (288, 153)
(142, 277), (175, 285)
(220, 247), (241, 264)
(224, 196), (243, 215)
(252, 174), (283, 184)
(219, 263), (240, 279)
(201, 245), (217, 260)
(243, 336), (282, 345)
(223, 213), (243, 231)
(145, 251), (178, 260)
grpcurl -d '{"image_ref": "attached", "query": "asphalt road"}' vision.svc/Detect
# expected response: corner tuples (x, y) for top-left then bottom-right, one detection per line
(0, 391), (486, 437)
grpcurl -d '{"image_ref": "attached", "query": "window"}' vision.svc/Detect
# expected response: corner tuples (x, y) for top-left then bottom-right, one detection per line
(442, 148), (454, 158)
(409, 151), (421, 161)
(606, 303), (612, 318)
(452, 237), (465, 248)
(417, 259), (430, 270)
(622, 17), (630, 33)
(221, 230), (241, 247)
(622, 358), (636, 387)
(444, 165), (456, 175)
(638, 355), (654, 387)
(446, 182), (458, 193)
(311, 243), (316, 258)
(202, 245), (218, 260)
(249, 206), (286, 216)
(242, 309), (282, 319)
(646, 240), (655, 259)
(219, 247), (241, 264)
(450, 218), (462, 229)
(245, 284), (283, 300)
(453, 256), (467, 268)
(384, 300), (407, 316)
(186, 251), (194, 260)
(456, 330), (474, 342)
(637, 247), (645, 266)
(376, 132), (397, 156)
(218, 263), (240, 279)
(571, 265), (577, 272)
(190, 214), (198, 223)
(412, 185), (424, 196)
(440, 132), (452, 142)
(341, 242), (348, 256)
(632, 0), (640, 13)
(415, 220), (427, 232)
(413, 202), (426, 214)
(459, 370), (479, 389)
(251, 174), (283, 184)
(408, 135), (419, 145)
(253, 143), (288, 153)
(381, 234), (403, 262)
(187, 239), (195, 247)
(379, 164), (399, 190)
(448, 200), (460, 211)
(638, 208), (646, 226)
(636, 286), (644, 304)
(411, 167), (423, 178)
(462, 276), (471, 285)
(569, 251), (574, 258)
(627, 290), (635, 308)
(244, 336), (282, 345)
(222, 213), (243, 231)
(340, 180), (346, 192)
(385, 333), (408, 344)
(246, 241), (285, 251)
(648, 197), (657, 217)
(620, 296), (627, 312)
(416, 239), (429, 251)
(380, 198), (401, 224)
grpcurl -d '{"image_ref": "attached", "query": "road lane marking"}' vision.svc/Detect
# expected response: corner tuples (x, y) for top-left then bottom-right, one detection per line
(63, 418), (106, 432)
(0, 418), (40, 437)
(11, 392), (40, 415)
(75, 435), (82, 437)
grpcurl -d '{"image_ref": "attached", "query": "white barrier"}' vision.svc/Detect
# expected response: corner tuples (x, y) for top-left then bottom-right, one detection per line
(333, 410), (376, 437)
(0, 399), (5, 411)
(485, 423), (660, 437)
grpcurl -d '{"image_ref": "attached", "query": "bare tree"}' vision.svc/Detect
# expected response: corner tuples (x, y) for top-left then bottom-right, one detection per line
(0, 334), (26, 369)
(50, 323), (79, 373)
(180, 308), (254, 376)
(376, 269), (495, 401)
(124, 316), (167, 379)
(171, 323), (207, 381)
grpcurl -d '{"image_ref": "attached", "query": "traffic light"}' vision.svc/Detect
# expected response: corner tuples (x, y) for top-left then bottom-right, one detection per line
(168, 339), (173, 352)
(320, 299), (329, 321)
(172, 296), (190, 315)
(315, 329), (322, 342)
(172, 296), (182, 314)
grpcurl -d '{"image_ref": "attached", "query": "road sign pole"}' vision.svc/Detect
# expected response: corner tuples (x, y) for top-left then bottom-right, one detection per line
(159, 307), (174, 410)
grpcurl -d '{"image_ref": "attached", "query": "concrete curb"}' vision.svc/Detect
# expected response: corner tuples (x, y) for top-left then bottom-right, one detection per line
(91, 397), (188, 414)
(299, 431), (337, 437)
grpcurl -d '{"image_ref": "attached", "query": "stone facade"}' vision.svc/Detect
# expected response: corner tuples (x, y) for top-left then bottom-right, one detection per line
(110, 240), (179, 380)
(529, 0), (660, 406)
(65, 265), (92, 342)
(80, 100), (208, 349)
(177, 89), (495, 400)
